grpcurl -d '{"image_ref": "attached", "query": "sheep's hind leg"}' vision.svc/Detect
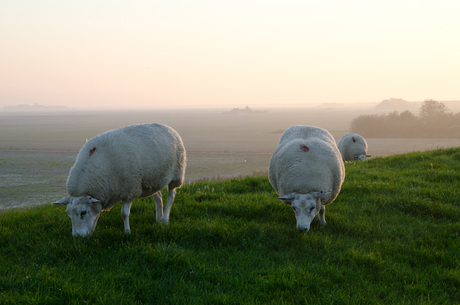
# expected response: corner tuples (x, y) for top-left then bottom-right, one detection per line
(121, 201), (133, 233)
(153, 192), (164, 223)
(159, 187), (176, 225)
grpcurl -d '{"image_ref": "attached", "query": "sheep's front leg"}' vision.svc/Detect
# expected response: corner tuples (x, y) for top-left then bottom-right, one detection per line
(159, 188), (176, 225)
(315, 205), (327, 227)
(152, 192), (163, 223)
(121, 201), (133, 233)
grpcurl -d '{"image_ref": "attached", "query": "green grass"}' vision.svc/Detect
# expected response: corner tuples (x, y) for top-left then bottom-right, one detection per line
(1, 148), (459, 304)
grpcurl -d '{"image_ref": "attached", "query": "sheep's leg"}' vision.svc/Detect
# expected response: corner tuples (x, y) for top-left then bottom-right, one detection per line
(153, 192), (163, 223)
(159, 188), (176, 225)
(121, 201), (133, 233)
(316, 205), (327, 227)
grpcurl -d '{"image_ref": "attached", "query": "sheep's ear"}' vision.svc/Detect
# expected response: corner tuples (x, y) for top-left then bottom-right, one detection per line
(312, 189), (332, 199)
(52, 197), (71, 205)
(88, 197), (101, 204)
(278, 193), (296, 203)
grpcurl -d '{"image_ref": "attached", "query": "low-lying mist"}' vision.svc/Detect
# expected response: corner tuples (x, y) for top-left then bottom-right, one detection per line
(1, 105), (460, 210)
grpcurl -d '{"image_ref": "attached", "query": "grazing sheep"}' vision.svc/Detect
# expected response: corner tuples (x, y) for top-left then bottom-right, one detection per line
(269, 125), (345, 232)
(337, 133), (371, 161)
(53, 123), (186, 236)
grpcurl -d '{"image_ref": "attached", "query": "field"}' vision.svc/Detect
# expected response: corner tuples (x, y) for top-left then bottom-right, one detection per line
(0, 148), (459, 304)
(1, 109), (460, 209)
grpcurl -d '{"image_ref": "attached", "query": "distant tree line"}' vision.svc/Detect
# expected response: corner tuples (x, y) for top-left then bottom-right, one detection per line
(350, 100), (460, 138)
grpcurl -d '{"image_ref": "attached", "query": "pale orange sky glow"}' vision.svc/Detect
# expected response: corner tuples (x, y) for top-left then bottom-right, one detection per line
(1, 0), (459, 110)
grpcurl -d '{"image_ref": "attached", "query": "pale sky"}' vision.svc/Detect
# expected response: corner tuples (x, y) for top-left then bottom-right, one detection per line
(1, 0), (459, 110)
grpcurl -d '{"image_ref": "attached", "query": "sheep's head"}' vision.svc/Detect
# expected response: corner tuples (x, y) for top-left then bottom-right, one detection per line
(353, 154), (372, 161)
(278, 190), (331, 233)
(53, 196), (103, 237)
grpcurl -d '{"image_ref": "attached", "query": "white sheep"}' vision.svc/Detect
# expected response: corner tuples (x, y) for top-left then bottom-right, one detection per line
(52, 123), (186, 236)
(269, 125), (345, 232)
(337, 133), (371, 161)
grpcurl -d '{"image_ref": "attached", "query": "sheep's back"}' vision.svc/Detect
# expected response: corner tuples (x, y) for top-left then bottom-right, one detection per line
(67, 123), (186, 208)
(337, 133), (368, 161)
(269, 129), (344, 205)
(278, 125), (335, 147)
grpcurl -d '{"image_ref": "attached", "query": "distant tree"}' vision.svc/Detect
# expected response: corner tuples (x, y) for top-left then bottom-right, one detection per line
(400, 110), (417, 121)
(384, 111), (401, 136)
(349, 100), (460, 138)
(419, 99), (454, 136)
(350, 114), (385, 137)
(380, 110), (420, 137)
(419, 99), (450, 119)
(398, 110), (419, 137)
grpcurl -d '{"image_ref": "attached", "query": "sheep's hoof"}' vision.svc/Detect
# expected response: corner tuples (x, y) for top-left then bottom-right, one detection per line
(125, 229), (131, 234)
(159, 218), (169, 225)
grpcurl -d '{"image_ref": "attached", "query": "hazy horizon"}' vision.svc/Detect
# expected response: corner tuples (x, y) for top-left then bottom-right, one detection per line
(3, 99), (460, 113)
(0, 100), (384, 112)
(1, 1), (459, 110)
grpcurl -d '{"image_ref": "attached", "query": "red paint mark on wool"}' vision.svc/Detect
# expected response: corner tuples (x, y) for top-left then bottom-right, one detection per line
(300, 144), (309, 152)
(352, 137), (356, 143)
(89, 147), (97, 156)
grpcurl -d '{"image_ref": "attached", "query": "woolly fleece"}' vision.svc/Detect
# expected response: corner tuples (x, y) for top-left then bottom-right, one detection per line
(337, 133), (369, 161)
(67, 123), (186, 211)
(269, 125), (345, 206)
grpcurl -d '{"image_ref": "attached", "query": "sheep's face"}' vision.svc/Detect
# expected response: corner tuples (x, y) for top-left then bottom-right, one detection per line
(53, 196), (103, 237)
(278, 190), (331, 233)
(354, 154), (372, 161)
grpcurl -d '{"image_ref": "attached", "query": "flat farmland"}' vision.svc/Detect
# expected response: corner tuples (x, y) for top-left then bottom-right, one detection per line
(1, 109), (460, 210)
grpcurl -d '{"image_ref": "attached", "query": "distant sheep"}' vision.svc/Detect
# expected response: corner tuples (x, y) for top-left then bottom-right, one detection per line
(337, 133), (371, 161)
(269, 125), (345, 232)
(53, 123), (186, 236)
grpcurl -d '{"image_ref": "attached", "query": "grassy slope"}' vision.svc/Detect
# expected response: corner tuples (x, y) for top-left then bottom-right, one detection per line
(0, 148), (459, 304)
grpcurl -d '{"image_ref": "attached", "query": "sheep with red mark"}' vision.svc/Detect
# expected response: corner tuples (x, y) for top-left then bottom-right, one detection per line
(53, 123), (186, 236)
(337, 133), (371, 161)
(269, 125), (345, 233)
